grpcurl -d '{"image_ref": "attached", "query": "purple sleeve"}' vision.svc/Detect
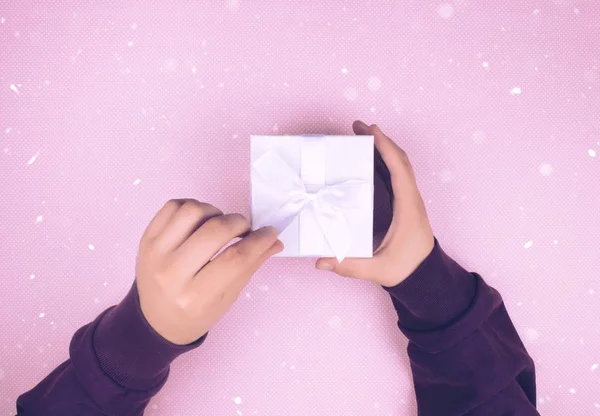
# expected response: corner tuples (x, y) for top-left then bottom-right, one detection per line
(16, 283), (206, 416)
(16, 240), (537, 415)
(384, 238), (538, 415)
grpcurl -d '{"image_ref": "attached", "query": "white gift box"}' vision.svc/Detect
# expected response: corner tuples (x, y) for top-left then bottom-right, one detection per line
(250, 134), (374, 261)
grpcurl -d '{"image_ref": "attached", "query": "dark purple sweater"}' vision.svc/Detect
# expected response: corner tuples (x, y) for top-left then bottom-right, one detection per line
(16, 239), (538, 415)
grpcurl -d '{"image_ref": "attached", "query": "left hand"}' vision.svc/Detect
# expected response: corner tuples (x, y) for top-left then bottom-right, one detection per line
(136, 199), (283, 345)
(315, 121), (435, 287)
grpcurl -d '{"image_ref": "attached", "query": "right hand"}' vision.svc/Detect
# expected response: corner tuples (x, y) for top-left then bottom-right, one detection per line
(135, 199), (283, 345)
(316, 121), (435, 287)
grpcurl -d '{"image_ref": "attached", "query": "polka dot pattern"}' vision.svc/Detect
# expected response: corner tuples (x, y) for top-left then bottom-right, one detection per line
(1, 2), (599, 415)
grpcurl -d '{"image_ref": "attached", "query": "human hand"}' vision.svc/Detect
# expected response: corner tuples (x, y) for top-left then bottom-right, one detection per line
(135, 199), (283, 345)
(316, 121), (435, 287)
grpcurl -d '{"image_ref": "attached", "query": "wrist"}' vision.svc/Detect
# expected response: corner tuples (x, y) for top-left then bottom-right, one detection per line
(382, 237), (476, 331)
(379, 232), (435, 287)
(93, 282), (206, 390)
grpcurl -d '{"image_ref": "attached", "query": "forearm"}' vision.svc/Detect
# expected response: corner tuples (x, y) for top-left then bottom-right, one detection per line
(16, 283), (205, 415)
(384, 239), (538, 415)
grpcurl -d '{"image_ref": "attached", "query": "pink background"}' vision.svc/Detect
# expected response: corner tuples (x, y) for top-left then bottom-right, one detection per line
(1, 1), (599, 415)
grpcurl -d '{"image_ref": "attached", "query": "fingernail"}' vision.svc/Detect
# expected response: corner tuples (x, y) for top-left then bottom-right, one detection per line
(317, 262), (334, 271)
(261, 225), (279, 236)
(273, 239), (284, 253)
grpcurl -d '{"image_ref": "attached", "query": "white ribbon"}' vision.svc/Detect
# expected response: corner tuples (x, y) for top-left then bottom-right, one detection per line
(252, 147), (370, 262)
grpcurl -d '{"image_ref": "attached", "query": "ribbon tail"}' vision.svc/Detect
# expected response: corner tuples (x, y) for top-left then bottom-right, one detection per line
(312, 180), (371, 262)
(312, 203), (351, 263)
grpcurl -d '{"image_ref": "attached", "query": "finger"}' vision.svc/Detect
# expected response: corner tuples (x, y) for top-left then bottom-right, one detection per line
(352, 120), (417, 200)
(174, 213), (252, 275)
(183, 236), (283, 323)
(191, 226), (280, 291)
(154, 200), (223, 252)
(141, 199), (190, 243)
(315, 256), (382, 280)
(222, 238), (284, 298)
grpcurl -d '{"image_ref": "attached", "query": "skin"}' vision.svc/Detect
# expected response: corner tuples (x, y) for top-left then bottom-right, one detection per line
(315, 121), (435, 287)
(136, 202), (283, 345)
(135, 120), (435, 345)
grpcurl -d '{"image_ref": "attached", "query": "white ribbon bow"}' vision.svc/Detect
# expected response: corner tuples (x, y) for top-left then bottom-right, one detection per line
(252, 150), (371, 262)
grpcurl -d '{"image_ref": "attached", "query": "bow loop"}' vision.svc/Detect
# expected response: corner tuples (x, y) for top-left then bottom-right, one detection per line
(252, 149), (370, 262)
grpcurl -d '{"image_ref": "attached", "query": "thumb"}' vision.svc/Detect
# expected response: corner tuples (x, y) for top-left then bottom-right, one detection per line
(315, 257), (378, 280)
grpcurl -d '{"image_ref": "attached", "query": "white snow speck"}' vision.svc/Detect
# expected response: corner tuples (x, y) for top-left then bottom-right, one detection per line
(591, 363), (599, 371)
(88, 244), (95, 251)
(539, 162), (553, 176)
(584, 69), (597, 83)
(525, 328), (539, 341)
(328, 315), (342, 329)
(341, 67), (348, 74)
(472, 130), (486, 144)
(191, 66), (197, 74)
(30, 274), (35, 280)
(589, 289), (595, 295)
(27, 152), (40, 165)
(127, 41), (134, 47)
(369, 106), (376, 113)
(439, 169), (453, 183)
(595, 403), (600, 409)
(0, 17), (5, 24)
(226, 0), (239, 11)
(533, 9), (540, 15)
(36, 215), (43, 223)
(39, 313), (45, 318)
(568, 387), (576, 394)
(510, 87), (522, 95)
(523, 241), (533, 249)
(9, 84), (20, 95)
(367, 76), (382, 91)
(233, 396), (242, 405)
(236, 411), (242, 416)
(343, 86), (358, 101)
(94, 297), (100, 304)
(133, 178), (141, 185)
(5, 127), (11, 134)
(482, 61), (489, 69)
(163, 58), (178, 72)
(437, 4), (454, 19)
(588, 149), (596, 157)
